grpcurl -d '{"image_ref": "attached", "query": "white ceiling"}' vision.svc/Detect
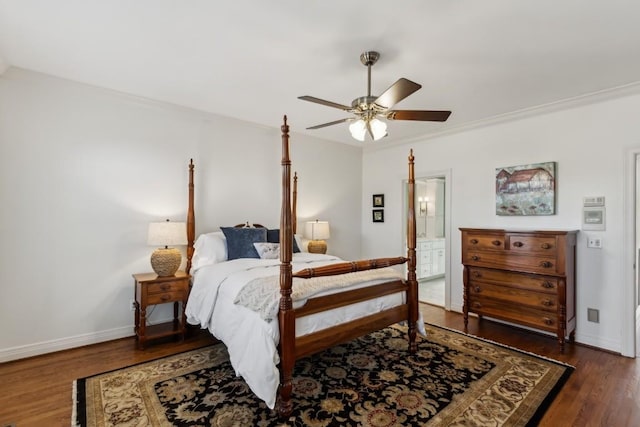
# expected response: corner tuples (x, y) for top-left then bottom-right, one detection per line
(1, 0), (639, 147)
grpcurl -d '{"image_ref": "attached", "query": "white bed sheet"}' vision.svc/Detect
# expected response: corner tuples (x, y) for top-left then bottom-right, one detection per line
(186, 252), (417, 409)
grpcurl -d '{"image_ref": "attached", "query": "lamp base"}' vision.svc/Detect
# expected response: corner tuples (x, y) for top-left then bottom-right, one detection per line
(307, 240), (327, 254)
(150, 248), (182, 276)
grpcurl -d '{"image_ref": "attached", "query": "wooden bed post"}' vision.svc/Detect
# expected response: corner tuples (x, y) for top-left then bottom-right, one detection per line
(407, 150), (418, 352)
(293, 172), (298, 235)
(277, 116), (295, 418)
(186, 159), (195, 275)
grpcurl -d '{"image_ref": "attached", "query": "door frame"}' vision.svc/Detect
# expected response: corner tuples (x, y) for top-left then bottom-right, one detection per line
(623, 147), (639, 357)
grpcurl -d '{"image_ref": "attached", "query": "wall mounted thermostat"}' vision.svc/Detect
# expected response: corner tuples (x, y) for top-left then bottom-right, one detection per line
(582, 196), (605, 230)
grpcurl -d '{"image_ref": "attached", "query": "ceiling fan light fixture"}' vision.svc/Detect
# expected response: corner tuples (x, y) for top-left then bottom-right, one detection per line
(370, 118), (387, 141)
(349, 119), (366, 141)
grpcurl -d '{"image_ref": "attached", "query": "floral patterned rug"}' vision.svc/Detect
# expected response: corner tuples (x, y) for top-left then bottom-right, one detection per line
(73, 324), (573, 426)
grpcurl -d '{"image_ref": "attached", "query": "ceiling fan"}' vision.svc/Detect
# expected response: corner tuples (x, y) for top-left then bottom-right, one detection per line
(298, 51), (451, 142)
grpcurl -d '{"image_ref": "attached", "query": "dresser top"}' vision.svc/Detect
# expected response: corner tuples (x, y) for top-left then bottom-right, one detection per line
(459, 228), (579, 235)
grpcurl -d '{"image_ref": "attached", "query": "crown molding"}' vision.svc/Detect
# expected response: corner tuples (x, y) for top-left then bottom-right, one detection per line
(364, 80), (640, 153)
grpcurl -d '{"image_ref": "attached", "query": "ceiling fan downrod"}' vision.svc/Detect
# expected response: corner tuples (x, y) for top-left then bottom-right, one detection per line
(360, 51), (380, 98)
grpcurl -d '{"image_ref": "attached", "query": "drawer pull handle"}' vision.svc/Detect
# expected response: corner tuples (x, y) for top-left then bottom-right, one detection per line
(160, 294), (170, 301)
(541, 299), (553, 307)
(474, 286), (481, 293)
(470, 239), (479, 244)
(540, 261), (553, 268)
(471, 255), (480, 261)
(492, 240), (501, 246)
(513, 241), (524, 247)
(542, 281), (554, 289)
(473, 302), (482, 309)
(472, 271), (482, 278)
(541, 243), (551, 249)
(160, 284), (170, 291)
(543, 317), (554, 325)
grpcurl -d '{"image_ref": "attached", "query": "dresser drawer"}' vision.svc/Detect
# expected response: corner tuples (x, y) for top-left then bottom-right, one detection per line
(467, 267), (558, 294)
(463, 234), (505, 251)
(464, 251), (558, 275)
(468, 281), (558, 312)
(508, 235), (557, 255)
(467, 295), (558, 332)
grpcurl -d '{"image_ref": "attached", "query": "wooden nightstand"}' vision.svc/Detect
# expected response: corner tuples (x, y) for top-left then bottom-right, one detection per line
(132, 271), (191, 349)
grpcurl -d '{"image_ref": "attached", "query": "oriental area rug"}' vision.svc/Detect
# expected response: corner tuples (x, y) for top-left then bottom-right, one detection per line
(73, 324), (573, 427)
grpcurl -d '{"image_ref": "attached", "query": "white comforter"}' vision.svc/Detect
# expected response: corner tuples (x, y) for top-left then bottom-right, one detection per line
(186, 252), (414, 409)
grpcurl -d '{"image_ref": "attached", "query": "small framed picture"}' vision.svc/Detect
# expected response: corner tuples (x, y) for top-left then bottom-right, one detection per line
(373, 194), (384, 207)
(372, 209), (384, 223)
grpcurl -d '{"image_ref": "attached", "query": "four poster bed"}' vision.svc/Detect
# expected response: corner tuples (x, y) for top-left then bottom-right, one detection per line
(184, 116), (420, 418)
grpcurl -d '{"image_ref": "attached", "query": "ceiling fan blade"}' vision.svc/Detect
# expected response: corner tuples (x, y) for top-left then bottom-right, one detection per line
(387, 110), (452, 122)
(298, 96), (352, 111)
(374, 78), (422, 109)
(306, 118), (351, 130)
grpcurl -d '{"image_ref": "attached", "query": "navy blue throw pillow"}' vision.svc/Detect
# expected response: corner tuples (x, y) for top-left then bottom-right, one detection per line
(267, 229), (300, 253)
(221, 227), (267, 260)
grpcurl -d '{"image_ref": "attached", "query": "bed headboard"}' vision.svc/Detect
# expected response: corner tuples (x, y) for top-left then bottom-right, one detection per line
(184, 161), (299, 274)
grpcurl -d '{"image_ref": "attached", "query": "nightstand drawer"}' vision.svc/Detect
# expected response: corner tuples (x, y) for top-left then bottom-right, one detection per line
(146, 281), (186, 295)
(147, 290), (186, 305)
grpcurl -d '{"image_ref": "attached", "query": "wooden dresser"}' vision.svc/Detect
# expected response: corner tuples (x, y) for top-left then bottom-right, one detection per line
(460, 228), (578, 351)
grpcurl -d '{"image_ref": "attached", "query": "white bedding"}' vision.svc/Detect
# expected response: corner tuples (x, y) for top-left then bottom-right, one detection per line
(186, 252), (420, 409)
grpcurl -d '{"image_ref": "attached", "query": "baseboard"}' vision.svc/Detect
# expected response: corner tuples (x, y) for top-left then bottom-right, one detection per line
(0, 325), (134, 363)
(447, 303), (620, 353)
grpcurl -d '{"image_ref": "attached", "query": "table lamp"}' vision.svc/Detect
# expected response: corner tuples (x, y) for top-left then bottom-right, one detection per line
(304, 220), (330, 254)
(147, 219), (187, 276)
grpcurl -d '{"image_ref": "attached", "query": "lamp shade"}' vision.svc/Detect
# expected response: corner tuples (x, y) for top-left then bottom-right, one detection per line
(349, 119), (366, 142)
(147, 221), (187, 247)
(304, 220), (330, 240)
(348, 118), (388, 142)
(369, 118), (387, 141)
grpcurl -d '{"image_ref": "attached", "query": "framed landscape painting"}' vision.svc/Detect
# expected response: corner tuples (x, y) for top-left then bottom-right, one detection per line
(495, 161), (556, 216)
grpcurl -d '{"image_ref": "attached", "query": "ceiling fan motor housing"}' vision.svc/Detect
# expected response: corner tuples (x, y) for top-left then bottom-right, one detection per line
(351, 96), (380, 112)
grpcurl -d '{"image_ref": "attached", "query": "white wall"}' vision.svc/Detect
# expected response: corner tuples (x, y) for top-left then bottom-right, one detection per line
(363, 91), (640, 353)
(0, 68), (361, 361)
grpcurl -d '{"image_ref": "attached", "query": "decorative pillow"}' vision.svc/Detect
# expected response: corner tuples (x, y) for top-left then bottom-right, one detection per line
(221, 227), (267, 260)
(267, 229), (301, 253)
(191, 231), (227, 271)
(253, 242), (280, 259)
(296, 234), (309, 252)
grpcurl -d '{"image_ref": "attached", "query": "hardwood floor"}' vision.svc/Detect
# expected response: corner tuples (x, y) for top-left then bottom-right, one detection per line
(1, 304), (638, 426)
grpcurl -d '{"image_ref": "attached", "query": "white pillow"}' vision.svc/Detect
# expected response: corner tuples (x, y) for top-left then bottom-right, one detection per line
(295, 234), (309, 252)
(191, 231), (227, 271)
(253, 242), (280, 259)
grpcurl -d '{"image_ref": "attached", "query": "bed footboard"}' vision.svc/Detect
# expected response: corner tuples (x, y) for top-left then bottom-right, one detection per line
(293, 256), (407, 279)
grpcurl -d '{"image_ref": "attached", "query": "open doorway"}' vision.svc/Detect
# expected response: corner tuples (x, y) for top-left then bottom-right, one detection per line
(415, 177), (446, 306)
(403, 170), (452, 309)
